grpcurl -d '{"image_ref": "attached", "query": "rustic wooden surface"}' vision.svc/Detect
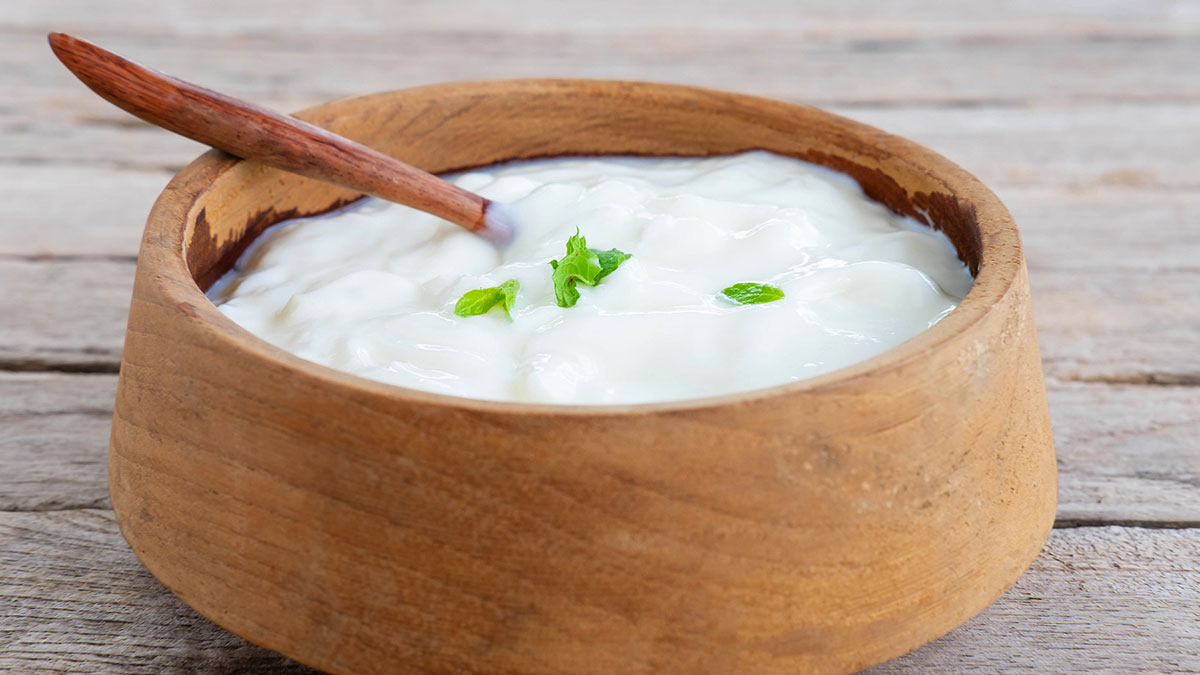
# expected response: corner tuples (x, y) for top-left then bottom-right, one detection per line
(1, 0), (1197, 673)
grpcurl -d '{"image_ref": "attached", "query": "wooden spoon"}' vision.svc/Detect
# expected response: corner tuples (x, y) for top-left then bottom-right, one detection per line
(47, 32), (513, 242)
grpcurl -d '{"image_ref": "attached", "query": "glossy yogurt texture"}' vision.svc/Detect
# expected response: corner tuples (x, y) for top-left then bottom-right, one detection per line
(209, 152), (973, 404)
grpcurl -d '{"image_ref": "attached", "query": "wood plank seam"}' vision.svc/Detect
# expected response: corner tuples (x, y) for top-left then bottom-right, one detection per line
(0, 360), (121, 374)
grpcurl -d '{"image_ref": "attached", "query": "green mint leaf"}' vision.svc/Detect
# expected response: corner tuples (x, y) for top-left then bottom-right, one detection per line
(720, 282), (785, 305)
(592, 247), (632, 282)
(549, 229), (631, 308)
(497, 278), (519, 314)
(454, 279), (520, 319)
(549, 257), (582, 308)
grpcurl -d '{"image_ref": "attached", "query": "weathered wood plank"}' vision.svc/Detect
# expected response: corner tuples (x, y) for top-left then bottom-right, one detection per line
(6, 0), (1196, 39)
(3, 373), (1196, 523)
(2, 510), (1196, 674)
(12, 30), (1200, 110)
(1011, 188), (1199, 274)
(1058, 476), (1200, 527)
(867, 526), (1200, 674)
(838, 103), (1200, 192)
(1032, 269), (1200, 382)
(0, 373), (115, 511)
(1051, 382), (1200, 525)
(0, 509), (315, 674)
(0, 166), (170, 257)
(0, 260), (132, 369)
(9, 98), (1199, 192)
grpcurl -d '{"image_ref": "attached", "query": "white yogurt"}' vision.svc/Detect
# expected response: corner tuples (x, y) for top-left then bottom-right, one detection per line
(209, 151), (973, 404)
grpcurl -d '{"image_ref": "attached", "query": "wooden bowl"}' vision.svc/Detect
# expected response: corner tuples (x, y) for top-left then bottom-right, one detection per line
(110, 80), (1056, 675)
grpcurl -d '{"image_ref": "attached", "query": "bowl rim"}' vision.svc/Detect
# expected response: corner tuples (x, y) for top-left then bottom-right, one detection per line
(143, 78), (1021, 416)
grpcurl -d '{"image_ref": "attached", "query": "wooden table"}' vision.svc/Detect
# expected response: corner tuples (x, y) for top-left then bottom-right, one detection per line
(3, 1), (1198, 672)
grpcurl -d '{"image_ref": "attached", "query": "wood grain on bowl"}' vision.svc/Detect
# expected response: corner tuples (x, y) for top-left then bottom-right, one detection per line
(108, 80), (1056, 675)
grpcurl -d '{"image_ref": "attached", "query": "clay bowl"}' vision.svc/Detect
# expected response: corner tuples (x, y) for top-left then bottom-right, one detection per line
(110, 80), (1056, 675)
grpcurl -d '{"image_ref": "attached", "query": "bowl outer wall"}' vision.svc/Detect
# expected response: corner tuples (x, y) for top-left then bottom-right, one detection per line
(108, 80), (1057, 675)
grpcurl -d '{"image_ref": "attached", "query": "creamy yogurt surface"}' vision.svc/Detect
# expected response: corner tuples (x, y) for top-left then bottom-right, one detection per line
(209, 151), (973, 404)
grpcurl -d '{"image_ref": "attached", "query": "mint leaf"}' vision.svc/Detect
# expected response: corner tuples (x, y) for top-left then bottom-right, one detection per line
(548, 258), (582, 308)
(496, 278), (519, 315)
(550, 229), (631, 308)
(593, 248), (632, 282)
(454, 278), (520, 319)
(720, 282), (785, 305)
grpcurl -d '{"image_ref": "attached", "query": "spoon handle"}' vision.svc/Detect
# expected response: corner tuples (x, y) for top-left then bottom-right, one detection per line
(48, 32), (497, 237)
